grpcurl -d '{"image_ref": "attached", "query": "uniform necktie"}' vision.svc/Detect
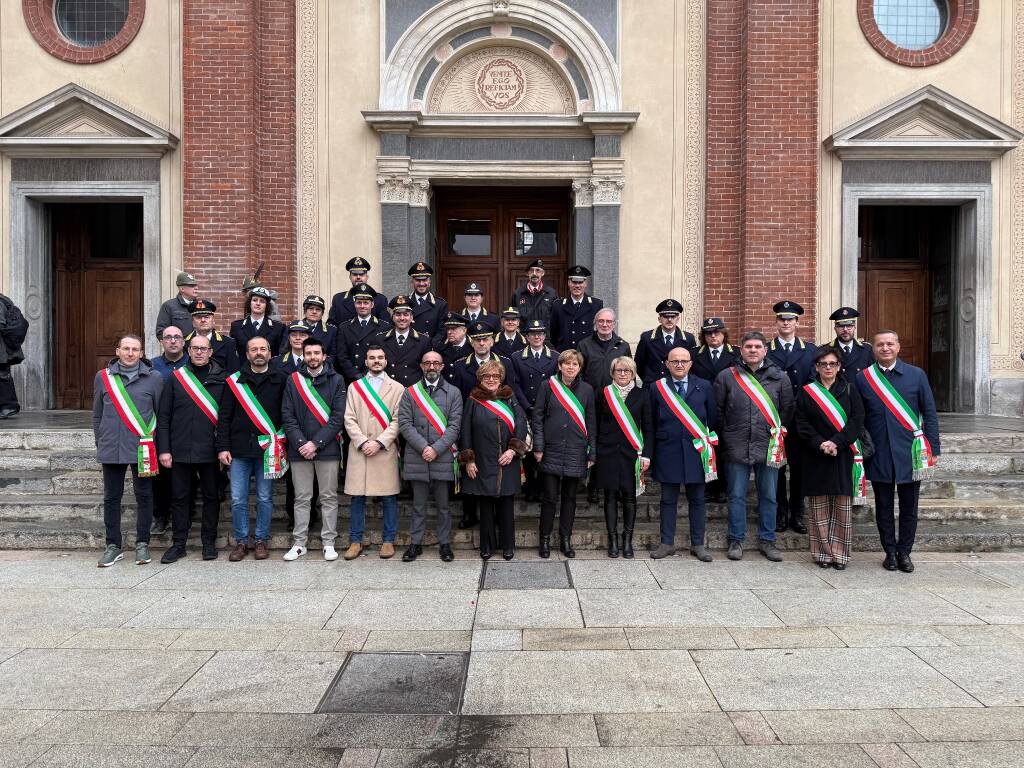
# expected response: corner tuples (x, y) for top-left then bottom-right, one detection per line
(712, 349), (719, 362)
(252, 320), (261, 332)
(843, 344), (852, 355)
(397, 335), (405, 346)
(470, 313), (477, 321)
(784, 343), (792, 354)
(665, 334), (673, 346)
(535, 351), (541, 360)
(675, 380), (687, 397)
(361, 319), (368, 328)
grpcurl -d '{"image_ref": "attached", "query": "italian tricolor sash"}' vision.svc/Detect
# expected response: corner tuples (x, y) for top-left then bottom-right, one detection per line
(654, 378), (719, 481)
(474, 397), (516, 433)
(803, 381), (867, 498)
(226, 372), (288, 479)
(549, 376), (587, 435)
(862, 364), (937, 479)
(291, 371), (340, 442)
(603, 385), (646, 493)
(351, 377), (393, 431)
(100, 369), (158, 477)
(174, 367), (218, 425)
(730, 367), (787, 468)
(409, 380), (460, 491)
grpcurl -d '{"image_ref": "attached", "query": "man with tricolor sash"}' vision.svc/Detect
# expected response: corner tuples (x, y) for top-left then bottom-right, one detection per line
(281, 337), (347, 562)
(216, 336), (289, 562)
(156, 333), (227, 563)
(93, 334), (165, 568)
(397, 350), (463, 562)
(649, 347), (719, 562)
(713, 331), (795, 562)
(856, 330), (940, 573)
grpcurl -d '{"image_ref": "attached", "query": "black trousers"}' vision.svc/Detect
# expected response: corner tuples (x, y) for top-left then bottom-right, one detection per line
(102, 463), (153, 548)
(872, 480), (921, 556)
(776, 432), (804, 517)
(540, 473), (579, 539)
(522, 453), (542, 498)
(479, 495), (515, 551)
(171, 462), (221, 546)
(0, 363), (17, 409)
(153, 465), (173, 524)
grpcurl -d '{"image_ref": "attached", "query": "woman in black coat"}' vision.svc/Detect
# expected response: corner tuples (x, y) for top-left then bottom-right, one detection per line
(531, 349), (596, 559)
(459, 360), (528, 561)
(795, 346), (865, 570)
(592, 356), (653, 558)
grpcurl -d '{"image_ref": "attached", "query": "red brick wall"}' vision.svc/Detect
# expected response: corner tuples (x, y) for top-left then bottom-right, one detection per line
(183, 0), (296, 326)
(705, 0), (819, 337)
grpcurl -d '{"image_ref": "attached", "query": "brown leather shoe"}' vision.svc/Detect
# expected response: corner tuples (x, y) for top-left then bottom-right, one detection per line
(343, 542), (363, 561)
(379, 542), (395, 559)
(228, 542), (248, 562)
(253, 541), (269, 560)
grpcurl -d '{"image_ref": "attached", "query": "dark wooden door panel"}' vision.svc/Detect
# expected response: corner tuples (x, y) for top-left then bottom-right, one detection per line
(862, 268), (929, 371)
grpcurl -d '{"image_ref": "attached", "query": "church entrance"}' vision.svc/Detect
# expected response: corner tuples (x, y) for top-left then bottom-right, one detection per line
(435, 186), (570, 312)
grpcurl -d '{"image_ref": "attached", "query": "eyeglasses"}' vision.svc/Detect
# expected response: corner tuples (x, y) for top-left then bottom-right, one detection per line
(421, 361), (444, 367)
(612, 368), (632, 374)
(162, 335), (183, 341)
(190, 347), (211, 353)
(667, 359), (691, 365)
(816, 361), (841, 368)
(480, 374), (501, 380)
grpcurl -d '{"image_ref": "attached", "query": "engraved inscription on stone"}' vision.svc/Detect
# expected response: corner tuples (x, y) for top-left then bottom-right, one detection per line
(476, 58), (525, 110)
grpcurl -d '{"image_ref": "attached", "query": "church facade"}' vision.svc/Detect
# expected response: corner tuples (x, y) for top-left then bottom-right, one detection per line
(0, 0), (1022, 414)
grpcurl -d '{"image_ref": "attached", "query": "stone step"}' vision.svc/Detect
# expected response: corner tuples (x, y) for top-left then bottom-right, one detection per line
(918, 474), (1024, 499)
(2, 515), (1022, 553)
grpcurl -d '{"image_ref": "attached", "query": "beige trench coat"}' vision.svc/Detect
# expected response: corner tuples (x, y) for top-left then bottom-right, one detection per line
(343, 373), (404, 496)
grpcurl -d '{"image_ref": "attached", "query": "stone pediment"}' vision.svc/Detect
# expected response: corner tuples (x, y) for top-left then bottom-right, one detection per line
(0, 83), (178, 157)
(825, 85), (1021, 159)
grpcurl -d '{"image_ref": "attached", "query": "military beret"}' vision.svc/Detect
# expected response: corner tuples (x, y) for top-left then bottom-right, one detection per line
(527, 259), (545, 270)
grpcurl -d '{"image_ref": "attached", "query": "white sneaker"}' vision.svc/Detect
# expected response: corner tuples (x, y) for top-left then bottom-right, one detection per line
(283, 545), (307, 561)
(323, 545), (338, 561)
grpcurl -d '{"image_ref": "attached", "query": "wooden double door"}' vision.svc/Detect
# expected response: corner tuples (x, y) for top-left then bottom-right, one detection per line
(53, 203), (144, 409)
(435, 187), (570, 312)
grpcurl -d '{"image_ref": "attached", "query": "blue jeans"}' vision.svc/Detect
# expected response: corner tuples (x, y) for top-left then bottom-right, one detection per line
(230, 457), (274, 543)
(659, 482), (706, 547)
(349, 495), (398, 543)
(725, 462), (779, 543)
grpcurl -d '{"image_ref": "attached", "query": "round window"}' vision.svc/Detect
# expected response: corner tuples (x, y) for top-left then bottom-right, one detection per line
(53, 0), (129, 48)
(873, 0), (949, 51)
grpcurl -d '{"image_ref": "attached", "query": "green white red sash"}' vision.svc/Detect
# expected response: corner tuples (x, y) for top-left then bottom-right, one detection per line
(474, 397), (516, 433)
(351, 376), (393, 430)
(100, 369), (158, 477)
(862, 364), (937, 479)
(409, 380), (460, 491)
(226, 372), (288, 479)
(730, 367), (787, 468)
(803, 381), (867, 498)
(549, 376), (587, 435)
(291, 371), (340, 442)
(174, 367), (218, 425)
(603, 385), (646, 493)
(654, 378), (719, 481)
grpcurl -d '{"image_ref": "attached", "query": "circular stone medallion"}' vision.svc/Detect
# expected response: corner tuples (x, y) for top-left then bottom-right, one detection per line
(476, 58), (526, 110)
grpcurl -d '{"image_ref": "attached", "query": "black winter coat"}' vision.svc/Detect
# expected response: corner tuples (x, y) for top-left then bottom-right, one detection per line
(531, 375), (597, 478)
(795, 376), (865, 497)
(229, 316), (286, 359)
(592, 385), (653, 492)
(156, 360), (226, 463)
(577, 334), (631, 392)
(215, 365), (288, 459)
(459, 385), (528, 497)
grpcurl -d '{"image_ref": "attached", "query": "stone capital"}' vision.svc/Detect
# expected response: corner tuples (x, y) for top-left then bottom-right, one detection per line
(377, 174), (413, 204)
(591, 176), (625, 205)
(572, 178), (594, 208)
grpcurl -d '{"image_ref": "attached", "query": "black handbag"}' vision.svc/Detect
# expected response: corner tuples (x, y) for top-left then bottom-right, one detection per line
(858, 427), (875, 460)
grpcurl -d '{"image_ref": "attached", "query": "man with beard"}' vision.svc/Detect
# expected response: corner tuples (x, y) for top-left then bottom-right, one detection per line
(829, 307), (874, 378)
(511, 258), (558, 328)
(328, 257), (389, 325)
(380, 295), (432, 387)
(408, 262), (448, 339)
(333, 285), (391, 383)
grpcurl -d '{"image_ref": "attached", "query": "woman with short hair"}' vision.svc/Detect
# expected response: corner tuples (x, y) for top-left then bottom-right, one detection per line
(531, 349), (597, 558)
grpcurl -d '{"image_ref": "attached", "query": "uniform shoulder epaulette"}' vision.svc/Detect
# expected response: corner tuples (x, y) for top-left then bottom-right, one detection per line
(697, 344), (707, 354)
(464, 353), (474, 364)
(856, 337), (865, 345)
(649, 328), (658, 340)
(481, 308), (489, 316)
(266, 318), (274, 327)
(517, 332), (526, 343)
(280, 351), (289, 361)
(520, 348), (530, 358)
(797, 338), (805, 349)
(383, 329), (394, 338)
(586, 296), (592, 304)
(411, 329), (421, 339)
(769, 339), (777, 350)
(561, 298), (567, 305)
(725, 343), (734, 352)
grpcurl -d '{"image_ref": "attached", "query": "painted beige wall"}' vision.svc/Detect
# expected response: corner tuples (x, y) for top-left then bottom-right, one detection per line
(0, 2), (183, 297)
(818, 0), (1021, 377)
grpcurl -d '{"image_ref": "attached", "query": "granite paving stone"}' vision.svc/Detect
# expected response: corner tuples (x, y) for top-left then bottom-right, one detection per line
(828, 625), (955, 647)
(522, 628), (629, 650)
(313, 714), (459, 749)
(895, 707), (1024, 742)
(182, 747), (345, 767)
(858, 743), (920, 768)
(163, 651), (347, 713)
(0, 558), (170, 589)
(932, 624), (1024, 646)
(0, 744), (48, 767)
(138, 561), (326, 592)
(339, 749), (381, 768)
(566, 561), (660, 589)
(362, 630), (472, 652)
(0, 648), (212, 710)
(59, 628), (182, 650)
(26, 744), (195, 767)
(462, 650), (718, 714)
(176, 713), (327, 748)
(0, 628), (78, 648)
(483, 562), (570, 589)
(902, 741), (1024, 768)
(755, 589), (982, 626)
(648, 561), (830, 590)
(314, 559), (483, 591)
(0, 709), (58, 744)
(761, 710), (923, 745)
(0, 648), (18, 664)
(566, 746), (724, 768)
(727, 712), (780, 745)
(457, 715), (600, 748)
(579, 589), (782, 628)
(472, 629), (522, 650)
(474, 590), (583, 629)
(726, 627), (844, 649)
(319, 652), (468, 714)
(327, 590), (477, 631)
(910, 646), (1024, 705)
(594, 713), (742, 746)
(928, 588), (1024, 624)
(812, 563), (1007, 591)
(126, 590), (346, 630)
(713, 744), (878, 767)
(0, 588), (162, 629)
(39, 711), (194, 746)
(959, 562), (1024, 588)
(528, 748), (568, 768)
(624, 627), (737, 649)
(691, 648), (981, 711)
(277, 630), (346, 651)
(168, 629), (286, 650)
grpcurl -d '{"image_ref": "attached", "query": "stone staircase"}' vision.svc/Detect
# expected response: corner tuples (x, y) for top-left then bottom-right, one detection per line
(0, 424), (1022, 552)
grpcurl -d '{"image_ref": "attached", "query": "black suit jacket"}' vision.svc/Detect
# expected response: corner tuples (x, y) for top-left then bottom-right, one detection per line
(634, 327), (698, 384)
(333, 316), (391, 383)
(229, 316), (285, 359)
(691, 343), (740, 385)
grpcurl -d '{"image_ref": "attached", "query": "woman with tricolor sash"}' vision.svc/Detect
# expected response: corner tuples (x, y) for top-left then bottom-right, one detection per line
(795, 346), (865, 570)
(458, 360), (528, 561)
(531, 349), (597, 559)
(93, 334), (165, 568)
(592, 356), (652, 559)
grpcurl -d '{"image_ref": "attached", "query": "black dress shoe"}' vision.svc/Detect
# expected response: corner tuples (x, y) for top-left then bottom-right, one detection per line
(816, 560), (831, 568)
(458, 515), (478, 530)
(202, 543), (218, 561)
(897, 553), (915, 573)
(832, 562), (846, 571)
(559, 536), (575, 559)
(160, 544), (186, 564)
(883, 552), (898, 571)
(789, 516), (808, 535)
(586, 489), (600, 504)
(538, 535), (551, 559)
(439, 544), (454, 562)
(775, 515), (788, 533)
(479, 546), (492, 560)
(402, 544), (422, 562)
(502, 549), (514, 561)
(0, 406), (19, 419)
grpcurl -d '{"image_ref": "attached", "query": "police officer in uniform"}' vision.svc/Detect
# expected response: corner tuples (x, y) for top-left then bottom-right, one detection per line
(185, 300), (239, 375)
(457, 282), (500, 333)
(767, 300), (816, 534)
(511, 258), (559, 327)
(333, 285), (391, 383)
(436, 313), (471, 385)
(156, 271), (199, 338)
(493, 307), (527, 358)
(285, 295), (336, 356)
(408, 262), (448, 339)
(549, 265), (604, 351)
(327, 257), (389, 326)
(829, 307), (874, 378)
(276, 321), (311, 374)
(692, 317), (740, 384)
(512, 319), (558, 501)
(634, 299), (697, 385)
(230, 286), (285, 359)
(380, 295), (432, 387)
